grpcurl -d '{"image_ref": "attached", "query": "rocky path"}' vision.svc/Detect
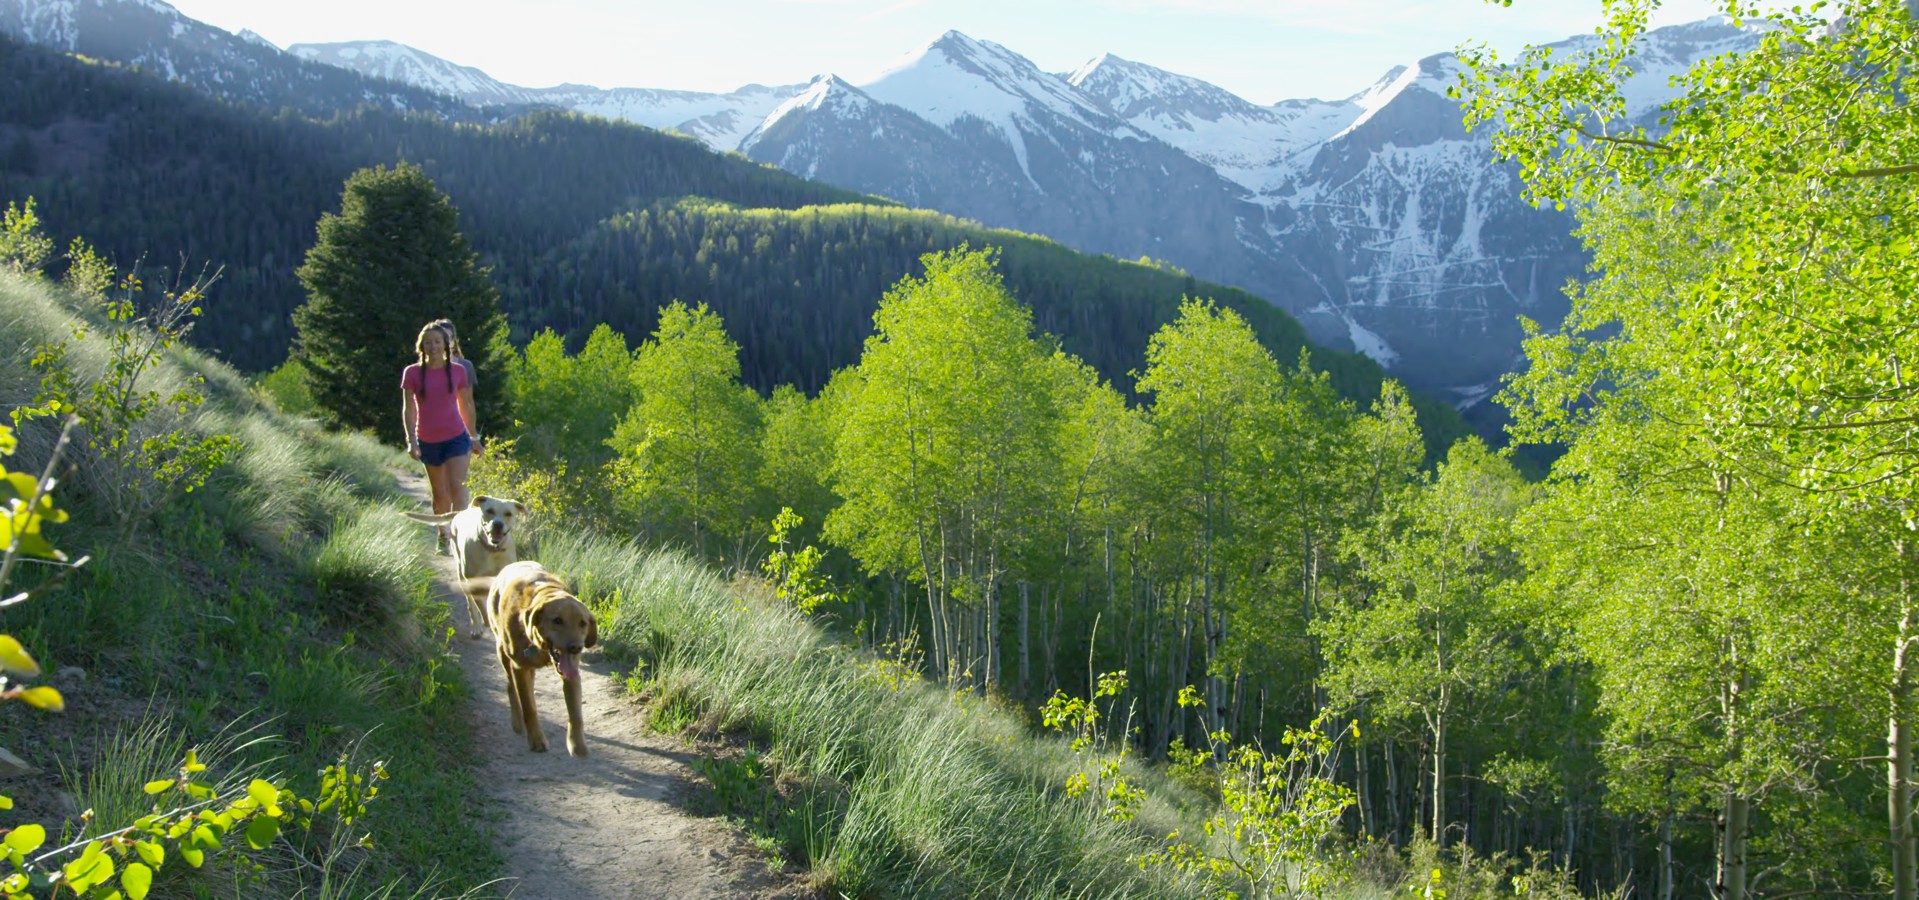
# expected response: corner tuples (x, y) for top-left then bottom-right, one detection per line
(398, 473), (791, 900)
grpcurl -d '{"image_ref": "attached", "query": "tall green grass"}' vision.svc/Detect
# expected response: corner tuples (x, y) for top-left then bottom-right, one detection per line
(0, 270), (499, 896)
(541, 531), (1211, 899)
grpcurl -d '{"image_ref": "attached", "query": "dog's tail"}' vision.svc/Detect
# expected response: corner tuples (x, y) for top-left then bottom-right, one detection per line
(460, 575), (496, 602)
(402, 510), (461, 526)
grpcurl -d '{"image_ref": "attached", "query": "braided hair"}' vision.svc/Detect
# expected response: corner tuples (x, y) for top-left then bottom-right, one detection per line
(413, 323), (455, 398)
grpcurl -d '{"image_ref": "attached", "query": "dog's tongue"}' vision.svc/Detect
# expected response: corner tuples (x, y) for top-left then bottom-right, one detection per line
(554, 652), (581, 682)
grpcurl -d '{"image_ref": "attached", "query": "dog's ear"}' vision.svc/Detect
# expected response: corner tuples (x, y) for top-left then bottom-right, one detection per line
(471, 495), (492, 508)
(498, 586), (530, 660)
(513, 501), (528, 517)
(518, 601), (549, 656)
(584, 605), (598, 649)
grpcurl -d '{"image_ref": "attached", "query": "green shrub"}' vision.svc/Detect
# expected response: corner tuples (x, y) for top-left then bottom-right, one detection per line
(256, 359), (319, 419)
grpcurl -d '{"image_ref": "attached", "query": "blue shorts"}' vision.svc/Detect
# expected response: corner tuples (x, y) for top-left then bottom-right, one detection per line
(419, 432), (471, 467)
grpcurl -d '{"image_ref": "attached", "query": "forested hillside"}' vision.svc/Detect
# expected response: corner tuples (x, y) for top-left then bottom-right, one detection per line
(0, 36), (1468, 449)
(0, 35), (864, 365)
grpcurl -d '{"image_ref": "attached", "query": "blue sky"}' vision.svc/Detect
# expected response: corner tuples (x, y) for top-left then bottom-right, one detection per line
(166, 0), (1737, 103)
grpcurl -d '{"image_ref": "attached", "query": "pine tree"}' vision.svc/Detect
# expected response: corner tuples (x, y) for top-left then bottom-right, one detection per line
(292, 163), (508, 440)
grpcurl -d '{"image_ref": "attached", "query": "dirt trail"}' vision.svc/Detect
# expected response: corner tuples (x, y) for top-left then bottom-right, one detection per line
(397, 473), (788, 900)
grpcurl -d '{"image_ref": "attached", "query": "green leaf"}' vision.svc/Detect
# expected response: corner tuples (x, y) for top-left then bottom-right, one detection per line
(245, 779), (278, 806)
(62, 846), (111, 892)
(244, 815), (279, 850)
(3, 824), (44, 854)
(121, 862), (152, 900)
(141, 780), (175, 795)
(188, 824), (219, 851)
(133, 840), (163, 867)
(179, 847), (203, 868)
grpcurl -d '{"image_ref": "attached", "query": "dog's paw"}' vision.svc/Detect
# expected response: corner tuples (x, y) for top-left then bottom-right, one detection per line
(509, 716), (525, 735)
(567, 735), (588, 758)
(469, 630), (485, 640)
(528, 738), (549, 753)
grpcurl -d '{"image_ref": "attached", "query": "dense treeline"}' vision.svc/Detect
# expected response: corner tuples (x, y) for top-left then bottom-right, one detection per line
(497, 246), (1614, 887)
(0, 36), (1469, 451)
(525, 198), (1465, 448)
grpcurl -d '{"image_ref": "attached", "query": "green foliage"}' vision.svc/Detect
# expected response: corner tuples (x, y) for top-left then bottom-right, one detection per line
(0, 198), (50, 277)
(59, 237), (112, 307)
(504, 324), (633, 467)
(12, 265), (238, 540)
(254, 358), (318, 418)
(1317, 438), (1537, 842)
(826, 246), (1062, 684)
(292, 163), (509, 440)
(1039, 671), (1145, 824)
(0, 420), (69, 713)
(607, 301), (762, 557)
(0, 750), (387, 900)
(1458, 1), (1919, 894)
(1140, 694), (1357, 900)
(761, 508), (839, 615)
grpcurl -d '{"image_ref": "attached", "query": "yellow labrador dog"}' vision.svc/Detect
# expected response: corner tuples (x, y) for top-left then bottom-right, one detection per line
(488, 561), (597, 757)
(405, 496), (527, 639)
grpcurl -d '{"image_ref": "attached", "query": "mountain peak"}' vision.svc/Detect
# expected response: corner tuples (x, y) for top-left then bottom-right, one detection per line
(234, 28), (276, 50)
(287, 39), (528, 106)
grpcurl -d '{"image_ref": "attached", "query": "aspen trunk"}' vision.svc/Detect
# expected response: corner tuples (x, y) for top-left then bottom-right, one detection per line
(1356, 730), (1375, 837)
(1717, 791), (1749, 900)
(1658, 813), (1675, 900)
(1892, 557), (1917, 900)
(1385, 739), (1402, 845)
(1430, 694), (1448, 846)
(1019, 581), (1030, 701)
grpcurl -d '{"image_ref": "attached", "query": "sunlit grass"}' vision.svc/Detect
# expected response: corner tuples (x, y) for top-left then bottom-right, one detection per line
(541, 531), (1208, 899)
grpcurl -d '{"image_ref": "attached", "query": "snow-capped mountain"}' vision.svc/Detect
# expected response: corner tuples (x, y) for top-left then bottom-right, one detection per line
(739, 30), (1304, 315)
(0, 0), (1765, 396)
(280, 18), (1760, 395)
(289, 39), (530, 107)
(0, 0), (478, 118)
(287, 39), (803, 150)
(1068, 53), (1354, 194)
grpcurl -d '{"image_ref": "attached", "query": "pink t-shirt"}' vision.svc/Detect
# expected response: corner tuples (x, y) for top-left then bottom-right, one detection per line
(402, 363), (470, 443)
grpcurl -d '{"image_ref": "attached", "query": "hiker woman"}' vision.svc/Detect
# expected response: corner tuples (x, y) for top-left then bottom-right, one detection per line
(402, 323), (481, 553)
(427, 317), (480, 407)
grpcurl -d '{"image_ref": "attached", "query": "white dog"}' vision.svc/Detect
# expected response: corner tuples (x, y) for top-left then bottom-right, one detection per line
(405, 496), (528, 638)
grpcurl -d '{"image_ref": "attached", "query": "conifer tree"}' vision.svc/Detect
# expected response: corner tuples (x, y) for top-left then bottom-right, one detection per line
(292, 163), (508, 440)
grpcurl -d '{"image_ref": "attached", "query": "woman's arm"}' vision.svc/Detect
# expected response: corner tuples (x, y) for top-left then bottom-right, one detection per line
(402, 390), (421, 460)
(457, 386), (482, 456)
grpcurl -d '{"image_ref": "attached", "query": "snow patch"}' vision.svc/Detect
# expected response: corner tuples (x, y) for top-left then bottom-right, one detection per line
(1344, 316), (1400, 367)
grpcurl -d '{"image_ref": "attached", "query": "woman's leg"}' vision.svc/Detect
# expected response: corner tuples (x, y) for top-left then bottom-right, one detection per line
(425, 460), (454, 550)
(444, 451), (472, 513)
(425, 462), (453, 515)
